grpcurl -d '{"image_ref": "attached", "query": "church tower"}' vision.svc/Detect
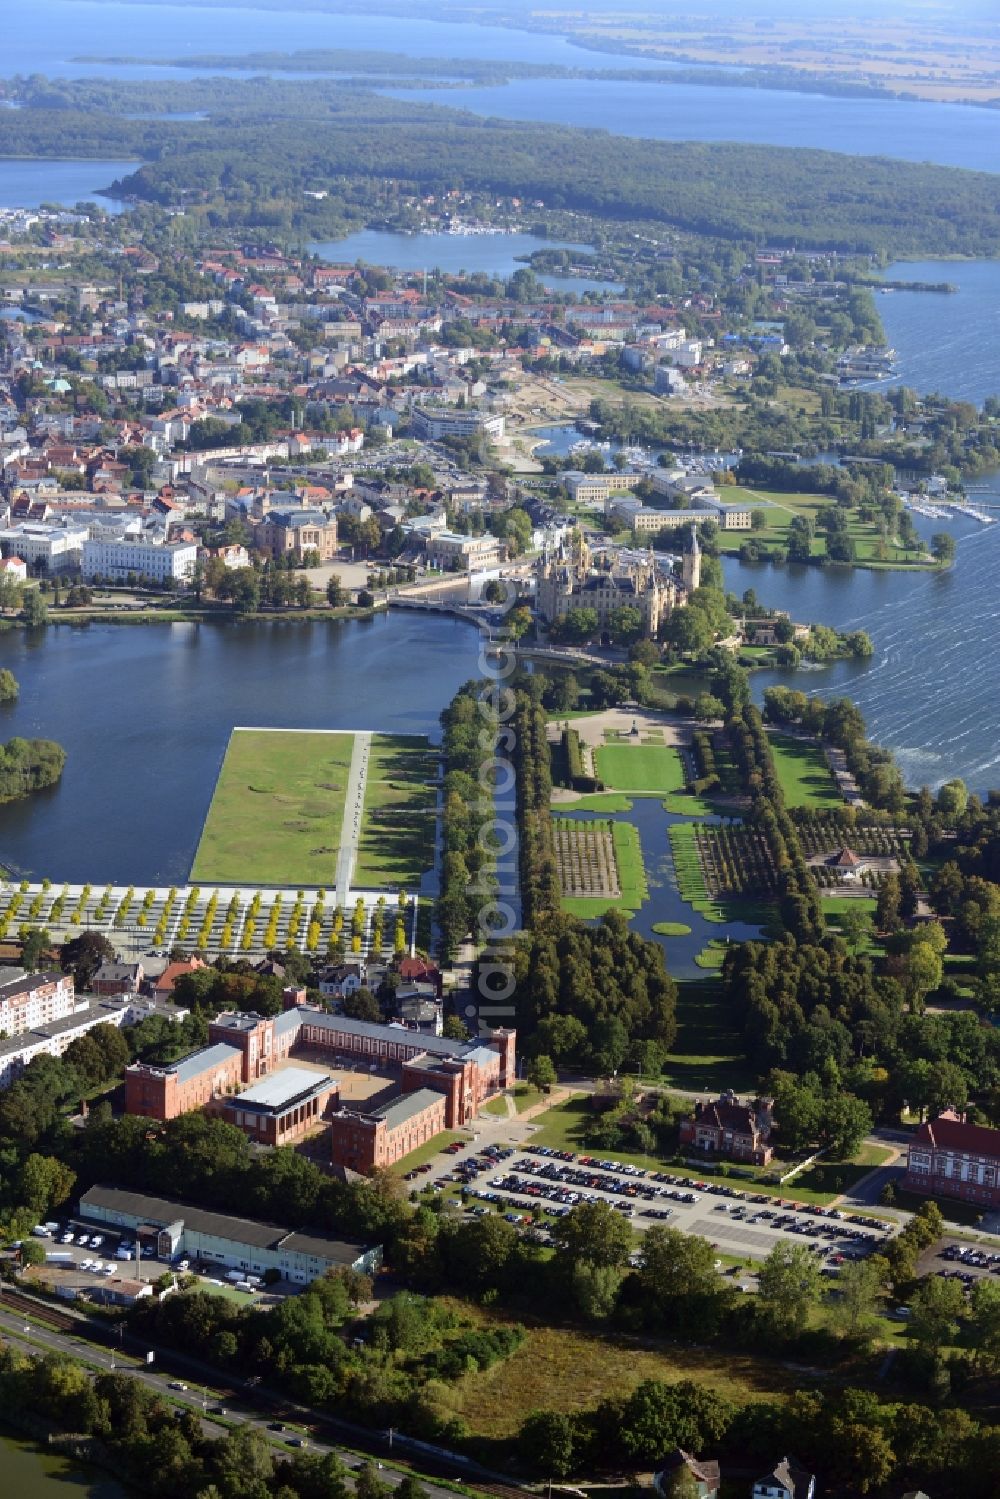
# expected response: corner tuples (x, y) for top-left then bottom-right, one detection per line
(681, 521), (701, 593)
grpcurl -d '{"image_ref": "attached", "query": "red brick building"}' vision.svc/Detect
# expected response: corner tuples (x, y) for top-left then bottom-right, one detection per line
(904, 1111), (1000, 1209)
(330, 1088), (448, 1173)
(678, 1090), (774, 1166)
(125, 1005), (516, 1166)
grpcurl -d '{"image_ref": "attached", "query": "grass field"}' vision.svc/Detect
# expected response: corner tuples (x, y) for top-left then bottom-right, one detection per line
(715, 487), (938, 571)
(353, 735), (438, 888)
(769, 732), (842, 809)
(191, 729), (354, 886)
(661, 978), (756, 1094)
(444, 1318), (792, 1440)
(192, 729), (437, 888)
(594, 743), (685, 794)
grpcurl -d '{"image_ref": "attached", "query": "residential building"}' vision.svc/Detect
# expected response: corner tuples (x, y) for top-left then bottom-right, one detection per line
(652, 1449), (720, 1499)
(751, 1456), (815, 1499)
(678, 1090), (774, 1165)
(424, 531), (503, 572)
(0, 968), (75, 1038)
(91, 961), (145, 997)
(253, 508), (338, 562)
(78, 1184), (382, 1285)
(411, 406), (504, 441)
(904, 1111), (1000, 1208)
(0, 556), (27, 583)
(0, 995), (184, 1090)
(81, 537), (199, 583)
(330, 1087), (448, 1173)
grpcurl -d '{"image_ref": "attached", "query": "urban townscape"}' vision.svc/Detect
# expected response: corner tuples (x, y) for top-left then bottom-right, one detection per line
(1, 3), (1000, 1498)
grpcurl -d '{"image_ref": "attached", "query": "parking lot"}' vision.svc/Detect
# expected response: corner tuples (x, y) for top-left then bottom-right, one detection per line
(921, 1237), (1000, 1293)
(411, 1139), (895, 1265)
(26, 1220), (283, 1303)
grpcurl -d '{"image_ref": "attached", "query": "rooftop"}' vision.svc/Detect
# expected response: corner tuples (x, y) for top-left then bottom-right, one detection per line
(234, 1066), (336, 1113)
(79, 1184), (376, 1266)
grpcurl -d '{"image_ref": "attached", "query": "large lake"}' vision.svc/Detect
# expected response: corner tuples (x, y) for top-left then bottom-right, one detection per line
(873, 260), (1000, 406)
(0, 159), (139, 211)
(1, 1), (998, 175)
(0, 612), (481, 885)
(725, 506), (1000, 795)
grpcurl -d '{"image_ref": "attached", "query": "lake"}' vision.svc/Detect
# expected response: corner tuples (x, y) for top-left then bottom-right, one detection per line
(724, 506), (1000, 795)
(3, 2), (1000, 175)
(871, 260), (1000, 406)
(310, 229), (605, 282)
(0, 611), (481, 885)
(0, 1430), (124, 1499)
(386, 78), (1000, 175)
(0, 159), (139, 211)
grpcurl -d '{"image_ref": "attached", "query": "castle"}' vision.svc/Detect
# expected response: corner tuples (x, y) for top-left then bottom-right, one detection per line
(534, 525), (700, 640)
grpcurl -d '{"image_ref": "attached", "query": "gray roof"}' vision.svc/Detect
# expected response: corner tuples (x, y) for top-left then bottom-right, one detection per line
(0, 1002), (121, 1061)
(169, 1040), (239, 1084)
(293, 1008), (483, 1059)
(79, 1184), (376, 1266)
(372, 1087), (445, 1129)
(234, 1066), (334, 1112)
(0, 968), (63, 999)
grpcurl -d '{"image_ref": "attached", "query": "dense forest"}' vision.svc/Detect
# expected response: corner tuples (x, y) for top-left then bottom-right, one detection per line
(7, 77), (1000, 252)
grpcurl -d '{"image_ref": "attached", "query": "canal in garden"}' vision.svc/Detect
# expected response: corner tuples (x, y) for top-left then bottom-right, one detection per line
(554, 797), (764, 978)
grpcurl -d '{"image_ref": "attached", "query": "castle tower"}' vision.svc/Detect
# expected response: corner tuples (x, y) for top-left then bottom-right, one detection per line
(681, 521), (701, 593)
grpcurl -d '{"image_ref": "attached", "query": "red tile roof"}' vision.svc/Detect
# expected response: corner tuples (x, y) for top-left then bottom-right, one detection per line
(917, 1113), (1000, 1157)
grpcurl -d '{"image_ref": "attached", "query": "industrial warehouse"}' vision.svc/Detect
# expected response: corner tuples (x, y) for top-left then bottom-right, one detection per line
(77, 1185), (382, 1285)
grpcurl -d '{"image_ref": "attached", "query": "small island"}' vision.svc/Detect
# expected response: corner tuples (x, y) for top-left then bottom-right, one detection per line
(0, 737), (66, 802)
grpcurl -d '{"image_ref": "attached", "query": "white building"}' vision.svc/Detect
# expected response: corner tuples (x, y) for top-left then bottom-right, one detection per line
(78, 1184), (382, 1285)
(82, 538), (199, 584)
(0, 968), (75, 1038)
(0, 523), (88, 572)
(0, 994), (184, 1090)
(411, 406), (505, 441)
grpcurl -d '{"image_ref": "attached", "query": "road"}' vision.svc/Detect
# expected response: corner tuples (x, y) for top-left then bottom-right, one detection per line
(335, 731), (371, 906)
(0, 1291), (521, 1499)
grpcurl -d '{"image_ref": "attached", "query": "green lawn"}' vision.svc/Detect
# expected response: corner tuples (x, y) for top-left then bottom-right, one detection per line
(554, 792), (635, 812)
(192, 729), (436, 890)
(594, 743), (685, 794)
(661, 978), (757, 1094)
(769, 732), (842, 809)
(191, 729), (354, 886)
(353, 734), (438, 889)
(714, 487), (939, 571)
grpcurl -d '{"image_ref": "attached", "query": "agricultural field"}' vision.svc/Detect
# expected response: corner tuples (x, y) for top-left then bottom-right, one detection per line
(768, 733), (843, 809)
(795, 815), (910, 860)
(191, 729), (355, 886)
(594, 743), (685, 793)
(695, 822), (780, 899)
(553, 818), (620, 900)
